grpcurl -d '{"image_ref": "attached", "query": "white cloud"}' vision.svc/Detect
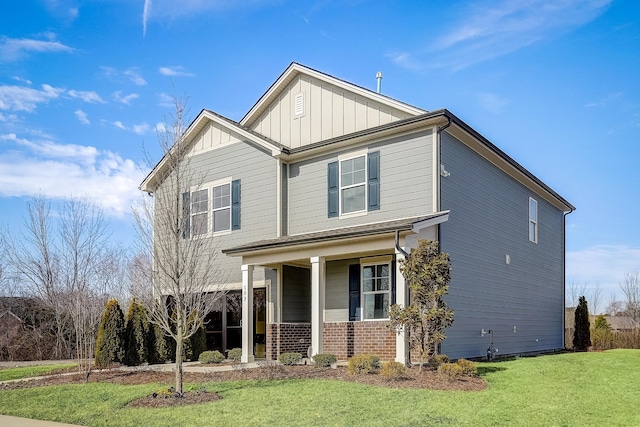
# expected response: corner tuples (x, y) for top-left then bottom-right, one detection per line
(0, 133), (145, 217)
(12, 76), (32, 85)
(143, 0), (151, 36)
(159, 66), (194, 77)
(112, 121), (150, 135)
(393, 0), (612, 71)
(386, 52), (423, 71)
(75, 109), (90, 125)
(101, 66), (147, 86)
(567, 244), (640, 300)
(157, 92), (173, 108)
(113, 121), (126, 130)
(0, 84), (64, 112)
(0, 35), (74, 61)
(112, 91), (139, 105)
(68, 89), (105, 104)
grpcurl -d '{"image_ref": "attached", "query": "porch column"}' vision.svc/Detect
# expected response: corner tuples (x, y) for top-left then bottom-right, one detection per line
(395, 247), (409, 365)
(241, 264), (254, 363)
(310, 256), (325, 356)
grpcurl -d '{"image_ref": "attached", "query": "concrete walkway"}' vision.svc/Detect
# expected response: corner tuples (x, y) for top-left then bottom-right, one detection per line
(0, 415), (82, 427)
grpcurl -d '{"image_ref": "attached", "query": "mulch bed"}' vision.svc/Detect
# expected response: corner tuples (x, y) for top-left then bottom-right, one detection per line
(1, 364), (486, 407)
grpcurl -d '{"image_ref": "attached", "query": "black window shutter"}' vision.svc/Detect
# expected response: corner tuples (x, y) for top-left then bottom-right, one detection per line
(182, 191), (190, 239)
(390, 260), (396, 306)
(231, 179), (241, 230)
(348, 264), (361, 321)
(368, 151), (380, 211)
(327, 161), (339, 218)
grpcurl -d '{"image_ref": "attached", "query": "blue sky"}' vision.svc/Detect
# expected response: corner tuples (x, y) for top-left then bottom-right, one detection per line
(0, 0), (638, 309)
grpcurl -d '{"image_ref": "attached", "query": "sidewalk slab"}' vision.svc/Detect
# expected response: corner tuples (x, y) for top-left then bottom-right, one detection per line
(0, 415), (82, 427)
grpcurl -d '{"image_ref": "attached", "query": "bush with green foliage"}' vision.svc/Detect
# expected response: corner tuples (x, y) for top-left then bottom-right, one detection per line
(124, 299), (150, 366)
(591, 315), (615, 350)
(380, 361), (407, 380)
(148, 324), (171, 364)
(347, 354), (381, 375)
(437, 362), (464, 380)
(430, 354), (449, 368)
(456, 358), (477, 376)
(278, 352), (302, 366)
(189, 325), (207, 361)
(199, 350), (225, 364)
(313, 353), (337, 368)
(227, 348), (242, 362)
(573, 296), (591, 351)
(94, 299), (125, 368)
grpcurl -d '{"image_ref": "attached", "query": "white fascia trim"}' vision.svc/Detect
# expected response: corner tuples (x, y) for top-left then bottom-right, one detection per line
(411, 211), (449, 233)
(200, 111), (282, 156)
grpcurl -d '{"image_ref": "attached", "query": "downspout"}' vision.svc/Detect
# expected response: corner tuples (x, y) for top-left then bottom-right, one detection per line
(435, 116), (452, 249)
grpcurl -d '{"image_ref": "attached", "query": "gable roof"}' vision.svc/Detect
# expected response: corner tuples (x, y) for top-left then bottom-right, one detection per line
(139, 109), (285, 193)
(240, 62), (426, 128)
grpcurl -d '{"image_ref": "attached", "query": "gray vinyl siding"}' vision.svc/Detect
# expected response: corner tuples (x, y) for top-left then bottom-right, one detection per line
(439, 131), (565, 359)
(288, 129), (433, 235)
(282, 265), (311, 322)
(325, 259), (359, 321)
(181, 141), (278, 286)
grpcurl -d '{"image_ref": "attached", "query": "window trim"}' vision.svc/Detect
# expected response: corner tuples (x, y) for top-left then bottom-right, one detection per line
(338, 150), (368, 217)
(529, 197), (538, 243)
(188, 177), (234, 238)
(190, 188), (209, 237)
(361, 260), (391, 321)
(211, 181), (232, 234)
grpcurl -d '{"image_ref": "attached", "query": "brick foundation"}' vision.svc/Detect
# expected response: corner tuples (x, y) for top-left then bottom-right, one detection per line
(323, 321), (396, 361)
(266, 323), (311, 360)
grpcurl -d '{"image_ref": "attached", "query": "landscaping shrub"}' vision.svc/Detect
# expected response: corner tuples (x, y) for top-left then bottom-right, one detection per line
(148, 324), (171, 364)
(615, 330), (640, 349)
(380, 361), (407, 380)
(94, 299), (125, 368)
(227, 348), (242, 362)
(347, 354), (380, 375)
(123, 299), (150, 366)
(430, 354), (449, 368)
(278, 352), (302, 366)
(573, 296), (591, 351)
(199, 350), (225, 364)
(591, 315), (615, 351)
(437, 362), (463, 380)
(312, 353), (337, 368)
(189, 325), (207, 361)
(456, 358), (477, 376)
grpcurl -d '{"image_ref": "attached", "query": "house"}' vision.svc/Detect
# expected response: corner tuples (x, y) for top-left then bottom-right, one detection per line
(140, 63), (574, 363)
(604, 315), (639, 332)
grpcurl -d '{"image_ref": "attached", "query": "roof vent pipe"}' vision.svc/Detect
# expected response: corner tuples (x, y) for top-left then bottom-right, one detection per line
(376, 71), (383, 93)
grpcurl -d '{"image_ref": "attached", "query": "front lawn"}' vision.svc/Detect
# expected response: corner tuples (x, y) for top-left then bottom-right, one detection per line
(0, 350), (638, 426)
(0, 363), (77, 382)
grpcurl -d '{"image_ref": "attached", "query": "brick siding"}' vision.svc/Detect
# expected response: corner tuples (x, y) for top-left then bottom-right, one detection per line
(323, 321), (396, 361)
(266, 323), (311, 360)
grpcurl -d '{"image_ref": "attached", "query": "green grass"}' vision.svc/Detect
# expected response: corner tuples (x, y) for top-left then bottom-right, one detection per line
(0, 363), (77, 381)
(0, 350), (638, 426)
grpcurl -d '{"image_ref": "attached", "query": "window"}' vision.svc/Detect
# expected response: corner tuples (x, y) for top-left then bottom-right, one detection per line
(182, 179), (240, 239)
(529, 197), (538, 243)
(362, 263), (390, 319)
(327, 151), (379, 218)
(191, 189), (208, 236)
(340, 155), (366, 214)
(212, 183), (231, 232)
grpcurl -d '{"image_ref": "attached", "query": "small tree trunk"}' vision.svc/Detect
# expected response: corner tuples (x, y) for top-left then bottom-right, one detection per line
(175, 326), (183, 395)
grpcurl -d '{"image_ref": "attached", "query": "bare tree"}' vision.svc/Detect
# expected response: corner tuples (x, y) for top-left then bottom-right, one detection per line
(566, 280), (587, 308)
(589, 283), (602, 315)
(620, 271), (640, 321)
(606, 293), (623, 316)
(132, 94), (226, 394)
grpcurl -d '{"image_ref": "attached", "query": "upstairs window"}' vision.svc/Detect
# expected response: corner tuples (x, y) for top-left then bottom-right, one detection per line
(529, 197), (538, 243)
(340, 155), (366, 214)
(212, 183), (231, 232)
(191, 189), (208, 236)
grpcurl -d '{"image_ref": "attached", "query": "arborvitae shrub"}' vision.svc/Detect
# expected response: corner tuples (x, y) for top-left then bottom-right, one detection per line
(278, 352), (302, 365)
(312, 353), (337, 368)
(94, 299), (125, 368)
(189, 325), (207, 361)
(199, 350), (225, 364)
(437, 362), (463, 380)
(227, 348), (242, 362)
(148, 324), (170, 364)
(430, 354), (450, 368)
(380, 361), (407, 380)
(124, 299), (150, 366)
(347, 354), (380, 375)
(573, 296), (591, 351)
(456, 358), (477, 376)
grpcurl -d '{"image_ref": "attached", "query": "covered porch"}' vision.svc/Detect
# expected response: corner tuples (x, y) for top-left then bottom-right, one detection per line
(222, 212), (449, 363)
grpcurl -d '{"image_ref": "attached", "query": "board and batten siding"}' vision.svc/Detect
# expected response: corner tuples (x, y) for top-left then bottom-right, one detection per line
(180, 134), (278, 287)
(287, 130), (434, 235)
(250, 74), (413, 149)
(439, 132), (565, 359)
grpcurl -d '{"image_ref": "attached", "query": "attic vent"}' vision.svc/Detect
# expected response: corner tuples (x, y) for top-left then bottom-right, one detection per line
(294, 92), (304, 116)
